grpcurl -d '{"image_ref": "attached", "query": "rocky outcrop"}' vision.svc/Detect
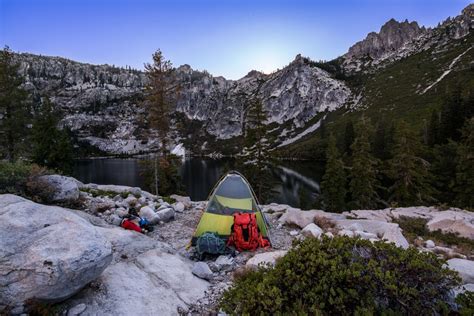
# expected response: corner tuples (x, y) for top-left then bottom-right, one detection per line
(176, 55), (350, 140)
(343, 4), (473, 73)
(347, 19), (426, 60)
(0, 194), (112, 311)
(15, 53), (151, 155)
(345, 206), (474, 240)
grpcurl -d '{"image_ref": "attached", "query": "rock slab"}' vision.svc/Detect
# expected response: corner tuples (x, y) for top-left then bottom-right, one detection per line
(447, 258), (474, 284)
(0, 194), (112, 309)
(246, 250), (288, 269)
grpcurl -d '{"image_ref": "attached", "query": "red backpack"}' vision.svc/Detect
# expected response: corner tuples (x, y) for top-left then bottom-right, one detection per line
(227, 212), (270, 251)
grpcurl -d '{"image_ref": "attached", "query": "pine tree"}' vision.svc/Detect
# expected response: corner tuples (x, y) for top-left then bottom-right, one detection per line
(244, 95), (271, 162)
(0, 46), (30, 161)
(321, 134), (346, 212)
(373, 120), (389, 160)
(343, 120), (355, 156)
(439, 88), (464, 143)
(386, 121), (435, 206)
(431, 141), (458, 204)
(241, 94), (274, 202)
(427, 110), (440, 147)
(143, 49), (179, 195)
(31, 97), (74, 173)
(454, 118), (474, 209)
(349, 119), (380, 209)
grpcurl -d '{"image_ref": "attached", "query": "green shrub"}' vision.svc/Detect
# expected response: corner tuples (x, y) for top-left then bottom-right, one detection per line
(220, 236), (460, 315)
(457, 291), (474, 316)
(0, 160), (34, 194)
(0, 161), (56, 204)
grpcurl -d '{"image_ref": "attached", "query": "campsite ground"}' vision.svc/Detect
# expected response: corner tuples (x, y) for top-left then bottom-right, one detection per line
(1, 175), (473, 315)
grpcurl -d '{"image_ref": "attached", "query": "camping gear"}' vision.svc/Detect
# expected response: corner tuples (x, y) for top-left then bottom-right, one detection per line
(196, 232), (227, 257)
(120, 218), (142, 233)
(191, 171), (271, 248)
(227, 212), (270, 251)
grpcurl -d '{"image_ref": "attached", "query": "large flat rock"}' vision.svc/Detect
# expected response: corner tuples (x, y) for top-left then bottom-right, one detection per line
(0, 194), (112, 310)
(72, 249), (209, 315)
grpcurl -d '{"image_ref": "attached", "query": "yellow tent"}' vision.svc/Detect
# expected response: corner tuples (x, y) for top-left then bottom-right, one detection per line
(191, 171), (271, 245)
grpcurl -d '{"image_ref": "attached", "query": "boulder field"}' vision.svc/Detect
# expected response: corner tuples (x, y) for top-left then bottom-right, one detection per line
(1, 175), (473, 314)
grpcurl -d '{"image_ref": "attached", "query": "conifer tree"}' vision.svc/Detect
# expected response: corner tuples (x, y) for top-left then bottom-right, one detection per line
(373, 120), (389, 160)
(439, 88), (464, 143)
(242, 94), (274, 202)
(349, 119), (380, 209)
(143, 49), (179, 195)
(343, 120), (355, 156)
(31, 97), (74, 173)
(321, 134), (346, 212)
(386, 121), (435, 206)
(454, 118), (474, 209)
(431, 141), (458, 204)
(244, 95), (271, 162)
(0, 46), (30, 161)
(427, 110), (441, 147)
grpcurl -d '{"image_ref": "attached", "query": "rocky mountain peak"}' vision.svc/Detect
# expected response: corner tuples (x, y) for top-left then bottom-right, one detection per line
(346, 18), (425, 60)
(462, 3), (474, 17)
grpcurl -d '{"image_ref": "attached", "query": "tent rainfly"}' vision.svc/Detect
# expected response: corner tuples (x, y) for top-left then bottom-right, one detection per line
(191, 171), (271, 245)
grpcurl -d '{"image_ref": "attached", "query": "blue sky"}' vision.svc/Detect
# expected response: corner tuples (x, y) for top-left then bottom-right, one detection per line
(0, 0), (470, 79)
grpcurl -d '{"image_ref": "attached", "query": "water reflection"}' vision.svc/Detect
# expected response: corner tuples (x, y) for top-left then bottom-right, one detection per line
(73, 158), (323, 208)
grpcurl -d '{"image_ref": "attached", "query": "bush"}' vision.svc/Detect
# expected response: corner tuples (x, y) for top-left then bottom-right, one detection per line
(457, 291), (474, 316)
(0, 160), (33, 194)
(220, 236), (460, 315)
(0, 161), (54, 203)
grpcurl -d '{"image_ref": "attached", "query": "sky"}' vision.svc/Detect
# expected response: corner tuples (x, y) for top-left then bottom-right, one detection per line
(0, 0), (471, 79)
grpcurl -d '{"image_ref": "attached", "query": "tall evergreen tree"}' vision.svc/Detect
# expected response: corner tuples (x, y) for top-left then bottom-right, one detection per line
(241, 94), (274, 202)
(386, 121), (435, 206)
(31, 97), (74, 173)
(321, 134), (346, 212)
(343, 120), (355, 156)
(427, 110), (441, 147)
(373, 120), (389, 160)
(0, 46), (30, 161)
(143, 49), (179, 195)
(431, 141), (458, 204)
(454, 118), (474, 209)
(439, 88), (464, 143)
(349, 119), (380, 209)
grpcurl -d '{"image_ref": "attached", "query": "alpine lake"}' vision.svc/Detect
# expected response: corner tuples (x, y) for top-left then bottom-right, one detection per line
(73, 157), (324, 209)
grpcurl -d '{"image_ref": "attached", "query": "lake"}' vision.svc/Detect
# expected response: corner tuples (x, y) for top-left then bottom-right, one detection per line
(73, 158), (324, 209)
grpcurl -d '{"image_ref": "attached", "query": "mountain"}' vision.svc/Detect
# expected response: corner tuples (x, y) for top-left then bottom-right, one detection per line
(11, 4), (474, 156)
(15, 53), (350, 155)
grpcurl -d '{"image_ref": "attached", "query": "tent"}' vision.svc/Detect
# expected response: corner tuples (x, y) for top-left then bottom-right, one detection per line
(191, 171), (271, 246)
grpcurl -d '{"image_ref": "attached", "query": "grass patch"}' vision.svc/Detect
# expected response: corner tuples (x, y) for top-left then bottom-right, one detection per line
(80, 187), (140, 199)
(162, 196), (176, 204)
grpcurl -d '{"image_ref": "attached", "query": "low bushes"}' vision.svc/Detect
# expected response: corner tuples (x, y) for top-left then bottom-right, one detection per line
(395, 216), (474, 255)
(0, 161), (53, 203)
(220, 236), (461, 315)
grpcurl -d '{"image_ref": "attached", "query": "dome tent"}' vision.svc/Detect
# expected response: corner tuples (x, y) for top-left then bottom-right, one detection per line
(191, 171), (271, 246)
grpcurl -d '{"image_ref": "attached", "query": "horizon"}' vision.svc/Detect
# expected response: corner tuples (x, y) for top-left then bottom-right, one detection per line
(0, 0), (471, 79)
